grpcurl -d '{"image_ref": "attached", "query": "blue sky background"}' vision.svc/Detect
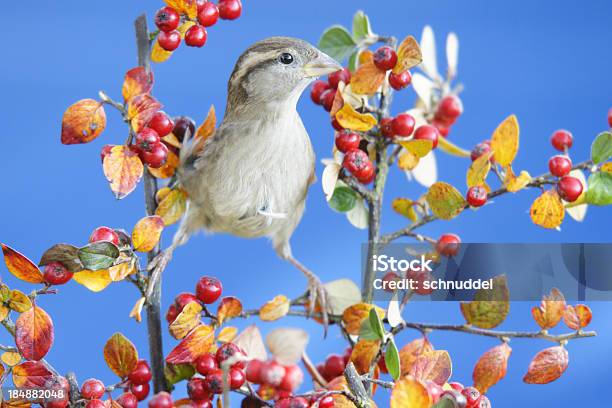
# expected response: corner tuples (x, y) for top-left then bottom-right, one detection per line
(1, 0), (611, 406)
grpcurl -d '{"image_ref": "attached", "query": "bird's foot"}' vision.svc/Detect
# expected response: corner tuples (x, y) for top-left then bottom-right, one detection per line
(145, 249), (173, 299)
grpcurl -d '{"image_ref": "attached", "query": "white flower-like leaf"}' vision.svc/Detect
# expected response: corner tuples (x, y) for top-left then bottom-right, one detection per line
(346, 198), (368, 229)
(446, 32), (459, 79)
(407, 151), (437, 187)
(566, 169), (588, 222)
(411, 73), (436, 112)
(322, 162), (341, 202)
(420, 25), (439, 80)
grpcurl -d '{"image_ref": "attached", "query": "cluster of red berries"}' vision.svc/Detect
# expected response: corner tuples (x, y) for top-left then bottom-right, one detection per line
(244, 359), (314, 406)
(548, 130), (582, 202)
(333, 129), (375, 184)
(372, 46), (412, 90)
(431, 95), (463, 137)
(381, 113), (442, 151)
(155, 0), (242, 51)
(443, 382), (492, 408)
(166, 276), (223, 323)
(310, 67), (351, 114)
(80, 360), (153, 408)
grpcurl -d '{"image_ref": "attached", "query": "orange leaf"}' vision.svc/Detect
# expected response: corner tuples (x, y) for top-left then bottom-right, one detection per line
(196, 105), (216, 140)
(166, 324), (215, 364)
(148, 149), (179, 179)
(399, 337), (434, 376)
(563, 304), (592, 330)
(103, 145), (144, 199)
(155, 188), (187, 226)
(169, 301), (203, 340)
(523, 346), (569, 384)
(393, 36), (423, 74)
(350, 339), (381, 375)
(127, 94), (162, 133)
(12, 361), (52, 388)
(328, 376), (377, 408)
(103, 332), (139, 377)
(342, 303), (385, 335)
(15, 305), (54, 361)
(259, 295), (290, 321)
(409, 350), (452, 386)
(531, 288), (566, 330)
(1, 244), (44, 284)
(61, 99), (106, 145)
(335, 103), (377, 132)
(122, 67), (154, 101)
(390, 376), (431, 408)
(472, 343), (512, 394)
(151, 40), (173, 63)
(490, 114), (519, 167)
(530, 190), (565, 229)
(165, 0), (197, 19)
(132, 216), (165, 252)
(350, 62), (386, 95)
(217, 296), (243, 325)
(129, 297), (146, 323)
(329, 87), (345, 118)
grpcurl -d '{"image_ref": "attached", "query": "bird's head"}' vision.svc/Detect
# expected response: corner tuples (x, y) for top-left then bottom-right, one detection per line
(226, 36), (342, 116)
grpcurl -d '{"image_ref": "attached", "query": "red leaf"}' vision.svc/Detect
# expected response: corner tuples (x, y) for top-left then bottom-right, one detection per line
(15, 305), (54, 361)
(562, 304), (592, 330)
(127, 94), (162, 132)
(166, 325), (215, 364)
(61, 99), (106, 144)
(1, 243), (44, 283)
(523, 346), (569, 384)
(122, 67), (154, 101)
(12, 361), (53, 388)
(472, 343), (512, 393)
(409, 350), (452, 386)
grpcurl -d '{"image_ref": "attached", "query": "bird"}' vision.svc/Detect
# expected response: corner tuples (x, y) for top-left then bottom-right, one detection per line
(146, 37), (342, 329)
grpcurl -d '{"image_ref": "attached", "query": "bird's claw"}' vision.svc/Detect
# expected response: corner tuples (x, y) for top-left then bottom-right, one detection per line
(145, 249), (172, 299)
(306, 275), (330, 336)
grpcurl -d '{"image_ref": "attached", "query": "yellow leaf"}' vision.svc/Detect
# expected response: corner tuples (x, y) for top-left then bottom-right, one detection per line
(1, 351), (21, 366)
(217, 326), (238, 343)
(398, 151), (420, 170)
(196, 105), (216, 140)
(399, 140), (433, 158)
(350, 61), (386, 95)
(393, 35), (423, 74)
(466, 152), (492, 187)
(162, 132), (182, 149)
(165, 0), (197, 19)
(0, 305), (8, 321)
(392, 198), (418, 222)
(391, 376), (431, 408)
(259, 295), (290, 321)
(178, 21), (196, 37)
(8, 290), (32, 313)
(103, 145), (144, 199)
(155, 188), (187, 226)
(342, 303), (385, 335)
(437, 136), (471, 158)
(148, 149), (179, 179)
(425, 182), (467, 220)
(531, 288), (566, 330)
(504, 166), (531, 192)
(170, 301), (203, 339)
(61, 99), (107, 145)
(601, 162), (612, 173)
(132, 216), (165, 252)
(530, 190), (565, 229)
(359, 49), (374, 65)
(109, 259), (136, 282)
(156, 186), (172, 204)
(460, 275), (510, 329)
(217, 297), (243, 325)
(73, 269), (112, 292)
(335, 103), (377, 132)
(151, 40), (173, 63)
(129, 297), (146, 323)
(490, 115), (519, 166)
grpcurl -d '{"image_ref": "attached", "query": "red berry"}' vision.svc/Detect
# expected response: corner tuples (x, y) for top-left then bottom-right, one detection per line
(80, 378), (105, 400)
(229, 367), (246, 389)
(260, 360), (286, 387)
(190, 400), (212, 408)
(148, 111), (174, 137)
(195, 276), (223, 304)
(448, 382), (464, 391)
(389, 70), (412, 90)
(101, 145), (113, 163)
(278, 364), (303, 391)
(608, 108), (612, 128)
(461, 387), (480, 407)
(274, 398), (308, 408)
(335, 131), (361, 153)
(471, 141), (492, 162)
(310, 80), (330, 105)
(373, 46), (398, 71)
(550, 129), (573, 151)
(89, 226), (120, 245)
(185, 25), (207, 47)
(476, 395), (491, 408)
(218, 0), (242, 20)
(328, 68), (351, 89)
(324, 354), (345, 379)
(381, 271), (400, 293)
(377, 357), (388, 374)
(43, 262), (73, 285)
(142, 142), (169, 168)
(166, 303), (179, 323)
(128, 360), (152, 385)
(216, 342), (246, 369)
(195, 353), (218, 376)
(316, 363), (331, 382)
(425, 381), (444, 404)
(432, 121), (450, 138)
(197, 2), (219, 27)
(342, 149), (374, 184)
(413, 125), (440, 148)
(548, 155), (572, 177)
(318, 396), (335, 408)
(148, 392), (173, 408)
(135, 128), (161, 152)
(130, 382), (150, 401)
(173, 116), (196, 142)
(557, 176), (583, 202)
(245, 359), (263, 383)
(331, 118), (344, 131)
(319, 89), (336, 112)
(437, 95), (463, 121)
(380, 117), (395, 138)
(466, 186), (488, 207)
(203, 369), (224, 394)
(175, 292), (199, 312)
(116, 393), (138, 408)
(342, 347), (353, 365)
(157, 30), (181, 51)
(436, 233), (461, 257)
(187, 378), (209, 401)
(86, 400), (106, 408)
(409, 270), (434, 295)
(391, 113), (416, 137)
(154, 7), (180, 32)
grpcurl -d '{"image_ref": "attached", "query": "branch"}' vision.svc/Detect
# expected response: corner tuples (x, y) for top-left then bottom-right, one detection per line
(339, 171), (373, 202)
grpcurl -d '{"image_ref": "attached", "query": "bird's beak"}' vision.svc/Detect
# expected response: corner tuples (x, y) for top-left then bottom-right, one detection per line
(303, 53), (342, 78)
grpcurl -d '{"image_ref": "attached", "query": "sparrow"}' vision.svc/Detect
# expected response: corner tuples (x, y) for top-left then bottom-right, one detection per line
(147, 37), (342, 328)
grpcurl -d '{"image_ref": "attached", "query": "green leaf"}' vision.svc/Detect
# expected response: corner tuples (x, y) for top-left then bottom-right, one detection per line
(329, 186), (357, 213)
(358, 317), (382, 341)
(164, 363), (195, 385)
(432, 395), (460, 408)
(352, 10), (372, 41)
(318, 26), (357, 62)
(368, 307), (385, 339)
(586, 171), (612, 205)
(591, 131), (612, 164)
(348, 51), (358, 73)
(385, 337), (401, 380)
(78, 241), (119, 271)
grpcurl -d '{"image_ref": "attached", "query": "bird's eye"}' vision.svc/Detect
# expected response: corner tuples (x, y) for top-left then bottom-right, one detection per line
(279, 52), (294, 65)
